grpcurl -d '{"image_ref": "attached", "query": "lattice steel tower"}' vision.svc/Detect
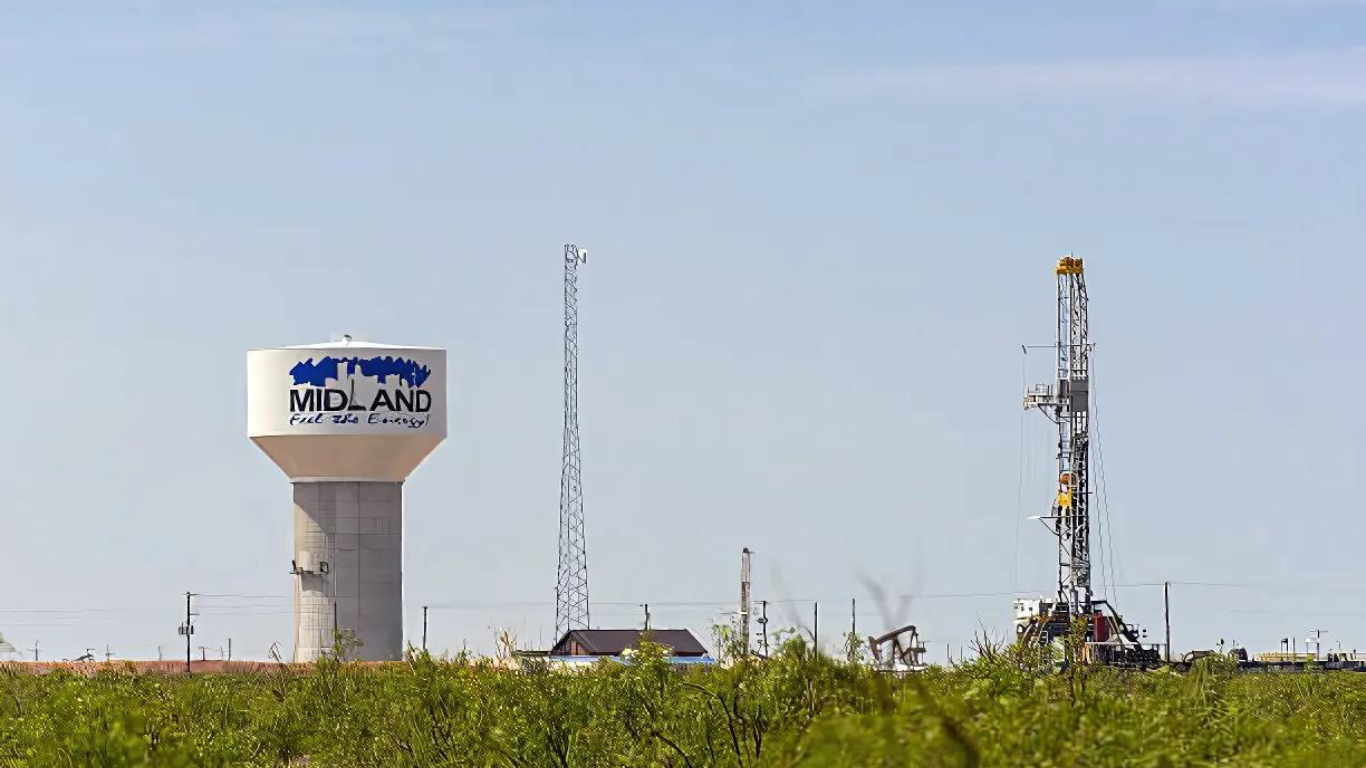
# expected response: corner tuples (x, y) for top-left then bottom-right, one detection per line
(556, 244), (591, 637)
(1024, 254), (1092, 617)
(1017, 256), (1159, 666)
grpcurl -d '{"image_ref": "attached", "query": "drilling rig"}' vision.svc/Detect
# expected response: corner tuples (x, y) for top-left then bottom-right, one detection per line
(1017, 255), (1160, 667)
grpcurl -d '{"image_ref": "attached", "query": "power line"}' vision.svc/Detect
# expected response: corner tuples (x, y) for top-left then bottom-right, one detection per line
(426, 601), (553, 610)
(193, 609), (295, 614)
(0, 617), (129, 625)
(195, 601), (289, 606)
(0, 608), (135, 614)
(1169, 580), (1366, 595)
(365, 580), (1366, 616)
(1206, 607), (1366, 618)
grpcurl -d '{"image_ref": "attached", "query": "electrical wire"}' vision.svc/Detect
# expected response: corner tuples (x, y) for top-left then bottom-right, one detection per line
(199, 583), (1366, 617)
(193, 609), (295, 614)
(424, 586), (1194, 611)
(0, 608), (130, 614)
(1169, 580), (1366, 595)
(1205, 607), (1366, 619)
(199, 601), (295, 608)
(9, 581), (1343, 645)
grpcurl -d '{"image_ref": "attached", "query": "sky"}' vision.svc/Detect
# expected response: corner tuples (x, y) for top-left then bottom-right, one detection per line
(0, 0), (1362, 662)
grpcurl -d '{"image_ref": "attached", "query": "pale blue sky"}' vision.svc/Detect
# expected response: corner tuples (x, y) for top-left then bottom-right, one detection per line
(0, 1), (1362, 661)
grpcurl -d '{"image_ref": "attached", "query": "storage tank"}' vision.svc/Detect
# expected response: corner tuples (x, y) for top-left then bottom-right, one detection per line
(247, 339), (447, 662)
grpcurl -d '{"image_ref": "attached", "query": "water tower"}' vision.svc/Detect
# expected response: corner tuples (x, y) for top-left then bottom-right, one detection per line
(247, 339), (447, 662)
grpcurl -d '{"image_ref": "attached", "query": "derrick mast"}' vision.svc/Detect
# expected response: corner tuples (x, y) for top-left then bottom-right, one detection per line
(1025, 255), (1091, 616)
(1019, 255), (1159, 667)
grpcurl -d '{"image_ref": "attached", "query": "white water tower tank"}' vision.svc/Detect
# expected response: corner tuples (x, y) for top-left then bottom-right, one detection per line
(247, 339), (447, 662)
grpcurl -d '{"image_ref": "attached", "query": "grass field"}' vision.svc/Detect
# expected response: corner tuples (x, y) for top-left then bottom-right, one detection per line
(1, 636), (1363, 767)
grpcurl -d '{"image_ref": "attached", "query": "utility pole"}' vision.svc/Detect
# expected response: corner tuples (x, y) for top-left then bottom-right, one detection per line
(28, 641), (38, 662)
(556, 243), (591, 638)
(850, 598), (856, 641)
(179, 592), (196, 674)
(227, 638), (232, 661)
(812, 602), (819, 654)
(739, 548), (752, 658)
(642, 603), (651, 633)
(105, 645), (113, 662)
(759, 600), (769, 657)
(1164, 581), (1171, 663)
(422, 606), (429, 651)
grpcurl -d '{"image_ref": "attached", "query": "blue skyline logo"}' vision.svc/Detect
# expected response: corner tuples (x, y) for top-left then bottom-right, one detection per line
(289, 356), (432, 389)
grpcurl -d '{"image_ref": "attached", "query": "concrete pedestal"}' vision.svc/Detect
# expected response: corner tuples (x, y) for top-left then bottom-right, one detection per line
(292, 481), (403, 662)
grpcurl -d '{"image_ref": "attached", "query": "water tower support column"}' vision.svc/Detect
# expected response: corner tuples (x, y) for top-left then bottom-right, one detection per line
(292, 481), (403, 662)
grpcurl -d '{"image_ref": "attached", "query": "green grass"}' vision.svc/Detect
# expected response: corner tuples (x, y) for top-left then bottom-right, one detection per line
(1, 638), (1364, 767)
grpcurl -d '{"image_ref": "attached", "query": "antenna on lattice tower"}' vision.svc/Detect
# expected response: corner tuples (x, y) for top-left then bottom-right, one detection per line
(556, 244), (591, 638)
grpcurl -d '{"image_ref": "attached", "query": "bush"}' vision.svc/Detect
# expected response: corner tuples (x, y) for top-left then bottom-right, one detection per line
(0, 642), (1363, 766)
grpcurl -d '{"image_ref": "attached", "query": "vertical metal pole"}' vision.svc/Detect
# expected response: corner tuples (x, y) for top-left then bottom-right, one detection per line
(850, 598), (856, 640)
(333, 601), (339, 641)
(185, 592), (192, 674)
(422, 606), (429, 651)
(1163, 581), (1171, 663)
(761, 600), (769, 657)
(740, 548), (752, 658)
(643, 603), (650, 633)
(228, 638), (232, 662)
(813, 602), (819, 653)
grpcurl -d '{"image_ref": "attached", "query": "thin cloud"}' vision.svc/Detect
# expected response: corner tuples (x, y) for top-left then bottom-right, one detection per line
(1139, 0), (1366, 9)
(1205, 0), (1366, 7)
(0, 4), (543, 53)
(813, 50), (1366, 107)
